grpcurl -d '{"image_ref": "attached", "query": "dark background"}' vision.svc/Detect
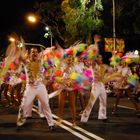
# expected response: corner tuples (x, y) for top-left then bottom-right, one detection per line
(0, 0), (49, 55)
(0, 0), (140, 56)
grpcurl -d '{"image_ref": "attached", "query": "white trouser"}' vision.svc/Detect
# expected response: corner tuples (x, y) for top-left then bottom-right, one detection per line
(81, 82), (107, 122)
(38, 99), (45, 118)
(18, 83), (54, 126)
(26, 89), (62, 118)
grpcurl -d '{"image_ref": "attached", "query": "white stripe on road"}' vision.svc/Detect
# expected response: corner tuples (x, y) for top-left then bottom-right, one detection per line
(33, 107), (91, 140)
(33, 105), (104, 140)
(117, 105), (135, 110)
(54, 120), (91, 140)
(52, 114), (104, 140)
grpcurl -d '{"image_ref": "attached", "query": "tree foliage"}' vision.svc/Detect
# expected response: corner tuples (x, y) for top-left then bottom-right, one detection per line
(61, 0), (104, 44)
(33, 0), (140, 48)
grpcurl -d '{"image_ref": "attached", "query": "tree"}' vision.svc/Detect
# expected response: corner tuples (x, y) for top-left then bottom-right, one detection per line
(33, 0), (140, 50)
(61, 0), (104, 45)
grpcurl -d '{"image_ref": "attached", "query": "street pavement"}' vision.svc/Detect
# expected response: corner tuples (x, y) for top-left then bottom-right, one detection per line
(0, 96), (140, 140)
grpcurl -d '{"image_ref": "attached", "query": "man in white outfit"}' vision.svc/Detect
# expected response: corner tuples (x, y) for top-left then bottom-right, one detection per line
(81, 57), (108, 123)
(16, 48), (55, 131)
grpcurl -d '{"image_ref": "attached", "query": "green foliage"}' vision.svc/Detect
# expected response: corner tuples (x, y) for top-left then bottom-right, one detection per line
(61, 0), (104, 43)
(33, 0), (140, 48)
(69, 0), (81, 8)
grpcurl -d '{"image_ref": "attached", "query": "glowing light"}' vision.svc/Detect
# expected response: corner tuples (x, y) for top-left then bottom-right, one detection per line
(9, 37), (15, 42)
(134, 50), (139, 55)
(45, 26), (49, 31)
(28, 15), (37, 23)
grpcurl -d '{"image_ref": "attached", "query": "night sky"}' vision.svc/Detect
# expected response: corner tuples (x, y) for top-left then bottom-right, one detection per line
(0, 0), (48, 54)
(0, 0), (139, 55)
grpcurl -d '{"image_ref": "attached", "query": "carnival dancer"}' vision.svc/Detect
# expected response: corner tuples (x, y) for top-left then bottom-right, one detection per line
(58, 54), (77, 125)
(112, 61), (140, 117)
(9, 69), (23, 105)
(25, 44), (63, 119)
(43, 43), (64, 111)
(74, 59), (86, 114)
(16, 48), (55, 131)
(0, 70), (11, 107)
(81, 56), (108, 123)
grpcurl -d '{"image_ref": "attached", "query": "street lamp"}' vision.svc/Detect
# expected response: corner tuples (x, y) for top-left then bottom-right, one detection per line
(45, 26), (49, 31)
(27, 15), (53, 47)
(28, 15), (37, 23)
(9, 37), (46, 49)
(9, 37), (15, 42)
(112, 0), (116, 55)
(44, 26), (52, 48)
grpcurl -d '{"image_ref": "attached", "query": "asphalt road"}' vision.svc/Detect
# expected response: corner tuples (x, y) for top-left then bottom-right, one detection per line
(0, 97), (140, 140)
